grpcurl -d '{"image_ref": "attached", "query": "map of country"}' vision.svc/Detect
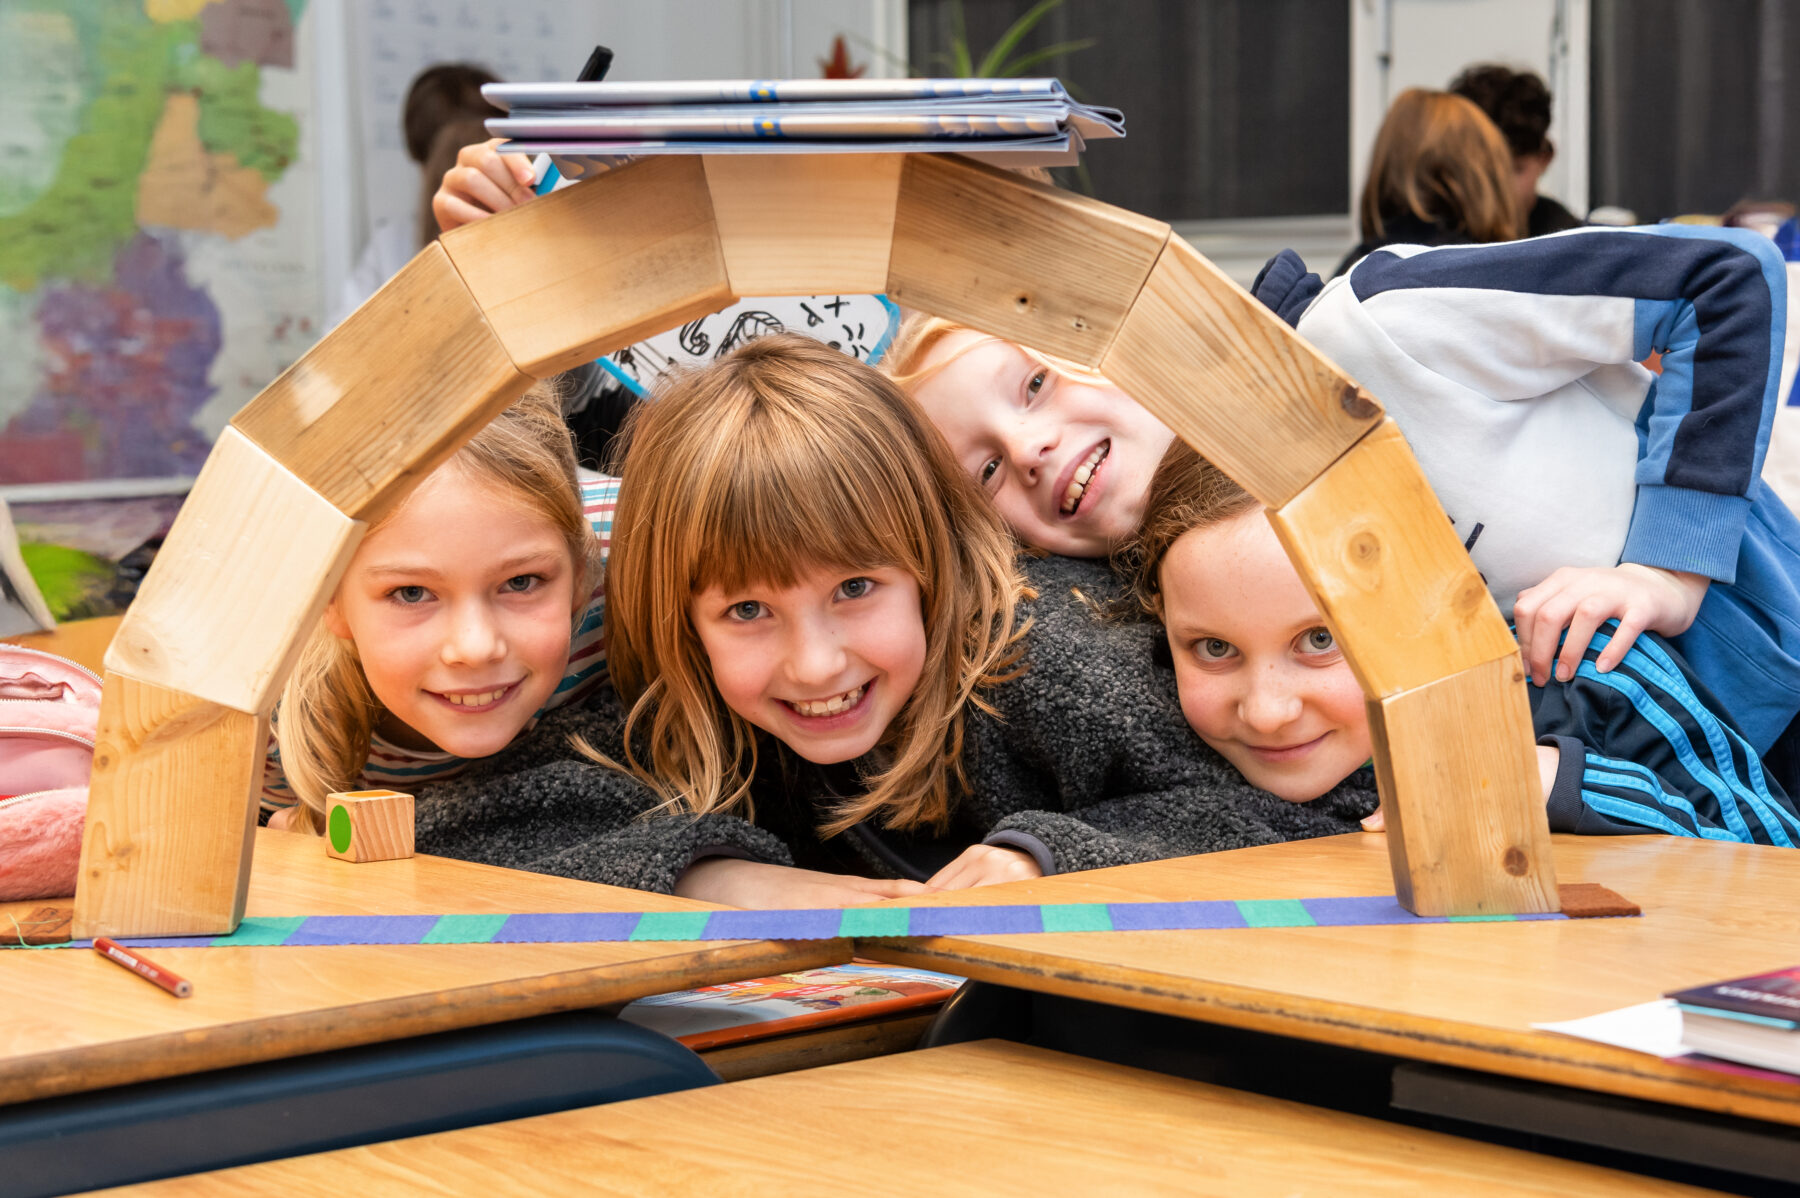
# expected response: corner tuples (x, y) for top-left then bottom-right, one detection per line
(0, 0), (310, 487)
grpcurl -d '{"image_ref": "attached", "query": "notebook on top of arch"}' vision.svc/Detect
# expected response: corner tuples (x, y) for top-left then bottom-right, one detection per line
(484, 77), (1124, 171)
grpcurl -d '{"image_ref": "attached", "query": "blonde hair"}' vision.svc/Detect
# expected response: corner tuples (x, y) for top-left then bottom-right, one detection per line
(1359, 88), (1521, 245)
(600, 332), (1026, 836)
(883, 311), (1114, 414)
(278, 383), (595, 831)
(1115, 440), (1260, 618)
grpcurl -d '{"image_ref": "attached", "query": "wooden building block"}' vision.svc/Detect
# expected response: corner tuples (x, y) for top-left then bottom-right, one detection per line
(324, 789), (415, 863)
(440, 156), (735, 378)
(104, 429), (364, 715)
(232, 242), (535, 523)
(1266, 419), (1521, 700)
(703, 154), (900, 296)
(1366, 654), (1559, 917)
(74, 674), (268, 938)
(1099, 234), (1381, 508)
(886, 154), (1168, 367)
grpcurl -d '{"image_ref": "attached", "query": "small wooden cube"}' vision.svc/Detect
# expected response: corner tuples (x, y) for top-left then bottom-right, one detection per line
(324, 789), (415, 863)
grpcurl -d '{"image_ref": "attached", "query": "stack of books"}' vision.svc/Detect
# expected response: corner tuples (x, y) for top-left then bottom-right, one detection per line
(483, 77), (1124, 174)
(1668, 965), (1800, 1075)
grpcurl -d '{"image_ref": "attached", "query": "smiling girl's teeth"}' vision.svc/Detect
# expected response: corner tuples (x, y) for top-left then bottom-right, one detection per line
(1061, 441), (1111, 515)
(789, 684), (866, 717)
(446, 689), (504, 707)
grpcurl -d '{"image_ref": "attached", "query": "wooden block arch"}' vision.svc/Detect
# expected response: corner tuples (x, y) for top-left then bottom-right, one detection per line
(74, 152), (1556, 937)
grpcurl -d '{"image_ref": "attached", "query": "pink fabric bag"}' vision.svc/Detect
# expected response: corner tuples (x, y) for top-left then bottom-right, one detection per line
(0, 645), (101, 901)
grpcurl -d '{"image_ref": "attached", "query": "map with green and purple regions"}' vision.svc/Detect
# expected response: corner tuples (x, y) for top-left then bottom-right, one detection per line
(1, 0), (318, 487)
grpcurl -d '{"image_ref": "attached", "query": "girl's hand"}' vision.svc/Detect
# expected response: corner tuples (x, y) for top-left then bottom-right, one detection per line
(431, 138), (537, 233)
(926, 844), (1043, 891)
(673, 857), (929, 909)
(1512, 563), (1709, 687)
(1359, 744), (1562, 833)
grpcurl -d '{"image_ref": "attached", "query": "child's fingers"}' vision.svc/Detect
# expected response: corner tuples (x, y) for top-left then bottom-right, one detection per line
(1520, 594), (1575, 686)
(432, 192), (491, 234)
(1591, 610), (1647, 673)
(1359, 807), (1386, 833)
(1555, 599), (1613, 683)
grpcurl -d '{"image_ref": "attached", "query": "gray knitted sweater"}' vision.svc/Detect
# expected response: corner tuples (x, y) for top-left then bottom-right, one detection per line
(415, 554), (1380, 893)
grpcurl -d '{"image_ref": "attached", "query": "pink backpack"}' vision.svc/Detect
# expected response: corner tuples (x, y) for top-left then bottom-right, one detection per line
(0, 645), (100, 901)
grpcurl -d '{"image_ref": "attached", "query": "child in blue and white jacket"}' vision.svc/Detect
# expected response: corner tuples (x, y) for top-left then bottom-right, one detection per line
(1254, 225), (1800, 783)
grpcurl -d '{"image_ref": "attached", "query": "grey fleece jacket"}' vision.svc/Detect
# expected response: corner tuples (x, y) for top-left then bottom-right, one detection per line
(414, 554), (1380, 894)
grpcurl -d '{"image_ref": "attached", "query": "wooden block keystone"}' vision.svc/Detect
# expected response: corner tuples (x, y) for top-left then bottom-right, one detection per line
(325, 790), (416, 863)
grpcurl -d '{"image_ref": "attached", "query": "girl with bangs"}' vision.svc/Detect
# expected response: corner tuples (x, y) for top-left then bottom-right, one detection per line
(416, 333), (1376, 908)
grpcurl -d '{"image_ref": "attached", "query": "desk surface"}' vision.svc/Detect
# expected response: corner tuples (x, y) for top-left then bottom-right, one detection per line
(0, 829), (840, 1106)
(861, 834), (1800, 1127)
(104, 1040), (1712, 1196)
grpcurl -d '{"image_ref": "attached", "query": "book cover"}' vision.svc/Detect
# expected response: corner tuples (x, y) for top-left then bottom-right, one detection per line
(1666, 966), (1800, 1020)
(619, 962), (962, 1051)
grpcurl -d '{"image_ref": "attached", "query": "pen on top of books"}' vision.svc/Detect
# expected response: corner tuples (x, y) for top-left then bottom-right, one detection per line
(93, 937), (193, 999)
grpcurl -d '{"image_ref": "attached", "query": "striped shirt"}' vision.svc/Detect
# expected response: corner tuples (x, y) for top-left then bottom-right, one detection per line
(1535, 622), (1800, 845)
(260, 477), (620, 815)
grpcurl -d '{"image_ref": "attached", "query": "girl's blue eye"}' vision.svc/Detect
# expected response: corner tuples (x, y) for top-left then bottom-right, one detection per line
(1195, 637), (1237, 662)
(502, 574), (540, 594)
(390, 585), (430, 605)
(1027, 368), (1048, 398)
(1300, 627), (1336, 655)
(729, 600), (764, 622)
(979, 458), (1000, 486)
(838, 577), (873, 600)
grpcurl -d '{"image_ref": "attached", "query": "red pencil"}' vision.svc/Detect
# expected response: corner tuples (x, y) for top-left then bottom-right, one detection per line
(93, 937), (194, 999)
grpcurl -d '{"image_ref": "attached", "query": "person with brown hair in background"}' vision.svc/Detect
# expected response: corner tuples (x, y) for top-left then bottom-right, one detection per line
(331, 63), (502, 326)
(1451, 63), (1584, 238)
(1335, 87), (1521, 276)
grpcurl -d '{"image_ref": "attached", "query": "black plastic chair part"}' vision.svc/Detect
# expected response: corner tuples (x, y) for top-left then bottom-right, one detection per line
(0, 1009), (719, 1197)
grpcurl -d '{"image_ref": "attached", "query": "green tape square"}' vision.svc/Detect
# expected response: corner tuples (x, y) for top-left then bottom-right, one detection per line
(1236, 899), (1315, 929)
(630, 911), (713, 941)
(1447, 913), (1517, 923)
(838, 907), (912, 938)
(212, 916), (308, 946)
(423, 913), (512, 944)
(1040, 903), (1113, 933)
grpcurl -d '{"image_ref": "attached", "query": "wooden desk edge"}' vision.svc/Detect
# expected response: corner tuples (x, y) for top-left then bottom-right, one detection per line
(0, 938), (844, 1106)
(862, 939), (1800, 1129)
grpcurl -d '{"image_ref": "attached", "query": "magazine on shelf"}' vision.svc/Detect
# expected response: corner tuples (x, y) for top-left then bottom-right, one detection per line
(618, 962), (963, 1051)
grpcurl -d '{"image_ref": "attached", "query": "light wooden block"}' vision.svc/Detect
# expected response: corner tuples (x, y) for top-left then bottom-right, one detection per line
(1366, 654), (1560, 917)
(232, 241), (535, 522)
(440, 155), (736, 378)
(103, 429), (364, 715)
(73, 674), (268, 938)
(1266, 419), (1520, 700)
(324, 789), (415, 863)
(703, 154), (900, 296)
(886, 154), (1169, 367)
(1099, 234), (1381, 508)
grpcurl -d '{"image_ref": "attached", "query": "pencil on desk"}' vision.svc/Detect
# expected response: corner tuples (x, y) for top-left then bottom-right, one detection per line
(93, 937), (193, 998)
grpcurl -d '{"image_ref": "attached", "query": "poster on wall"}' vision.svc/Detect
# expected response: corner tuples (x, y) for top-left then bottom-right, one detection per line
(0, 0), (319, 496)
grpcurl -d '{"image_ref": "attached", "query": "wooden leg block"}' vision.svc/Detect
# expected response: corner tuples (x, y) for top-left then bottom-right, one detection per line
(231, 241), (536, 522)
(1367, 655), (1559, 917)
(440, 156), (736, 378)
(1098, 234), (1381, 508)
(325, 789), (415, 863)
(1266, 419), (1520, 699)
(703, 154), (900, 296)
(73, 674), (268, 938)
(886, 153), (1169, 367)
(103, 428), (364, 715)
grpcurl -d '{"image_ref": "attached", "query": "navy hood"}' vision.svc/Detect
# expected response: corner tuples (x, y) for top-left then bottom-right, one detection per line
(1250, 249), (1323, 328)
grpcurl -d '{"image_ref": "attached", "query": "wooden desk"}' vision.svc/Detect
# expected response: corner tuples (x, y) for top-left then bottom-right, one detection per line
(103, 1040), (1714, 1196)
(860, 834), (1800, 1128)
(2, 613), (122, 675)
(0, 828), (842, 1106)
